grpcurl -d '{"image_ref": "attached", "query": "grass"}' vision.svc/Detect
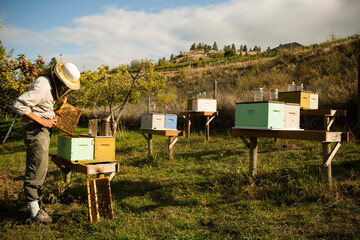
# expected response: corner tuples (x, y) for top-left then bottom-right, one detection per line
(0, 119), (360, 239)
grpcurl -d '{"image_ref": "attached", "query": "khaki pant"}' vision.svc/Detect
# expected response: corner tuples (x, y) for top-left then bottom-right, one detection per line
(22, 122), (50, 202)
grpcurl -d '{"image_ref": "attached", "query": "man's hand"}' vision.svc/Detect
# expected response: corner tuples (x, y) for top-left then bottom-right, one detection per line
(58, 96), (67, 104)
(39, 118), (58, 128)
(26, 112), (58, 128)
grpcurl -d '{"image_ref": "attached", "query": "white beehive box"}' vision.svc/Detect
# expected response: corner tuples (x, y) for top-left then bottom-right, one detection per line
(284, 103), (301, 130)
(192, 99), (217, 112)
(141, 113), (165, 129)
(309, 93), (319, 109)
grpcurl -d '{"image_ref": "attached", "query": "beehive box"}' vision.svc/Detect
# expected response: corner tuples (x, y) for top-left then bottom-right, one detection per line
(140, 113), (165, 129)
(285, 103), (301, 129)
(235, 101), (285, 130)
(309, 93), (319, 109)
(278, 91), (310, 109)
(94, 136), (116, 162)
(57, 135), (94, 162)
(164, 114), (177, 130)
(191, 99), (217, 112)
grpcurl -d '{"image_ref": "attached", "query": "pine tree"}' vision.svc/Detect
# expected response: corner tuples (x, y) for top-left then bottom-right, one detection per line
(231, 43), (236, 51)
(190, 43), (196, 51)
(213, 41), (218, 51)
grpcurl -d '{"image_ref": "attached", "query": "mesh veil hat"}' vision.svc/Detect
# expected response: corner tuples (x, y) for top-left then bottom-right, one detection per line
(52, 62), (81, 90)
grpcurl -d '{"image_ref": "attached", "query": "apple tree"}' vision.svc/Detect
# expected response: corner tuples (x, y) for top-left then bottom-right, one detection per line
(71, 60), (166, 136)
(0, 40), (46, 119)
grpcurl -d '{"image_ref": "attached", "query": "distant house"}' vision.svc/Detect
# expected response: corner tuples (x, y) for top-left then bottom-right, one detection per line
(272, 42), (303, 51)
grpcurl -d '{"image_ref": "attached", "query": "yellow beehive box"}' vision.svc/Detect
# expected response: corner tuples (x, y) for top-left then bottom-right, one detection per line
(278, 91), (310, 109)
(94, 136), (116, 162)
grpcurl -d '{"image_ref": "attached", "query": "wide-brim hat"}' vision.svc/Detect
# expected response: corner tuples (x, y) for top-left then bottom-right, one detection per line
(53, 62), (81, 90)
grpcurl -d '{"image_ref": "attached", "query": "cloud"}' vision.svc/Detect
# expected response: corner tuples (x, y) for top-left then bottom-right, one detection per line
(1, 0), (359, 70)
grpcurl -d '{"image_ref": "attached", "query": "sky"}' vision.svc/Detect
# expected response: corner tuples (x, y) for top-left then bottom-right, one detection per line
(0, 0), (359, 71)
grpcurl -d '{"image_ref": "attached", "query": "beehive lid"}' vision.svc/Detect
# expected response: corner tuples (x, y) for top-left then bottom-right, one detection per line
(55, 102), (82, 135)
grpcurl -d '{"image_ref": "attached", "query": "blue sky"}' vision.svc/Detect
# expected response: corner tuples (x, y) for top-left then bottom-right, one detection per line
(1, 0), (359, 70)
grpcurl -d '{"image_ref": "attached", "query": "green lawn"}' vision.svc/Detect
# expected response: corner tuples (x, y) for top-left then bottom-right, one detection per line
(0, 119), (359, 239)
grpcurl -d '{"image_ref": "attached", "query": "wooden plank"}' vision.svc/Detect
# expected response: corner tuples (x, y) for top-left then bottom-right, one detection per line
(239, 136), (250, 149)
(231, 128), (345, 142)
(51, 155), (89, 174)
(139, 128), (184, 137)
(86, 163), (119, 175)
(51, 155), (119, 175)
(300, 109), (346, 117)
(169, 136), (180, 150)
(324, 142), (342, 167)
(180, 111), (219, 117)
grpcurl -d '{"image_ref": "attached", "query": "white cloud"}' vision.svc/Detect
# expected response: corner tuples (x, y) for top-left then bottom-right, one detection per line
(1, 0), (359, 70)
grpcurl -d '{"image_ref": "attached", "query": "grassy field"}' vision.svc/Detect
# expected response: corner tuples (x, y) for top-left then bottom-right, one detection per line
(0, 119), (360, 239)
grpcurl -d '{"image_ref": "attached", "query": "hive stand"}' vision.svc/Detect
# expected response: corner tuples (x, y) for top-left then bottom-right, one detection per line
(231, 128), (349, 189)
(300, 109), (347, 188)
(300, 109), (346, 131)
(181, 111), (218, 142)
(50, 154), (120, 184)
(139, 129), (184, 160)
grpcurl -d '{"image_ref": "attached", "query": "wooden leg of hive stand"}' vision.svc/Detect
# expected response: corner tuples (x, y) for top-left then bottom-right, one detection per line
(168, 136), (174, 161)
(322, 142), (332, 189)
(148, 134), (153, 158)
(206, 116), (210, 142)
(187, 117), (191, 140)
(249, 137), (258, 184)
(64, 168), (71, 185)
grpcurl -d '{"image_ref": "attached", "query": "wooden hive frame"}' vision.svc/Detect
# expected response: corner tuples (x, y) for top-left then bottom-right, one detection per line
(86, 177), (114, 222)
(55, 102), (82, 135)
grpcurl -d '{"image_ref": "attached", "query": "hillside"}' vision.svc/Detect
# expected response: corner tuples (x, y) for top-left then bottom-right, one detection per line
(114, 36), (360, 132)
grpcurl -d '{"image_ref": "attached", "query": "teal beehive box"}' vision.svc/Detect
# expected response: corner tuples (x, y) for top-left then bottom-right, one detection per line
(57, 135), (94, 162)
(235, 101), (285, 130)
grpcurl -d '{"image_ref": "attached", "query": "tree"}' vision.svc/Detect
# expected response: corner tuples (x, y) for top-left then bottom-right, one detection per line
(71, 60), (166, 136)
(212, 42), (218, 51)
(196, 42), (204, 49)
(231, 43), (236, 51)
(243, 45), (248, 54)
(48, 57), (57, 67)
(190, 43), (196, 51)
(0, 41), (46, 119)
(128, 59), (142, 70)
(224, 49), (236, 58)
(223, 45), (230, 51)
(157, 57), (167, 66)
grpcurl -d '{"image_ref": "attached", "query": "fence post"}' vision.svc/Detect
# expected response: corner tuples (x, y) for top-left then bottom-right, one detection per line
(213, 81), (217, 99)
(358, 55), (360, 133)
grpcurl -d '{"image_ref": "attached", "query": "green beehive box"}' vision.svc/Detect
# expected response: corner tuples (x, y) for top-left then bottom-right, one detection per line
(57, 135), (94, 162)
(278, 91), (310, 109)
(235, 101), (285, 130)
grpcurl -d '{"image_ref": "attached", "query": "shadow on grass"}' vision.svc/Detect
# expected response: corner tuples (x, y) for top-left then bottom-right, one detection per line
(110, 179), (200, 213)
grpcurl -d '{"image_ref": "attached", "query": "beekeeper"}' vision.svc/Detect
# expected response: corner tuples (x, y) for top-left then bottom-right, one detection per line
(12, 62), (81, 223)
